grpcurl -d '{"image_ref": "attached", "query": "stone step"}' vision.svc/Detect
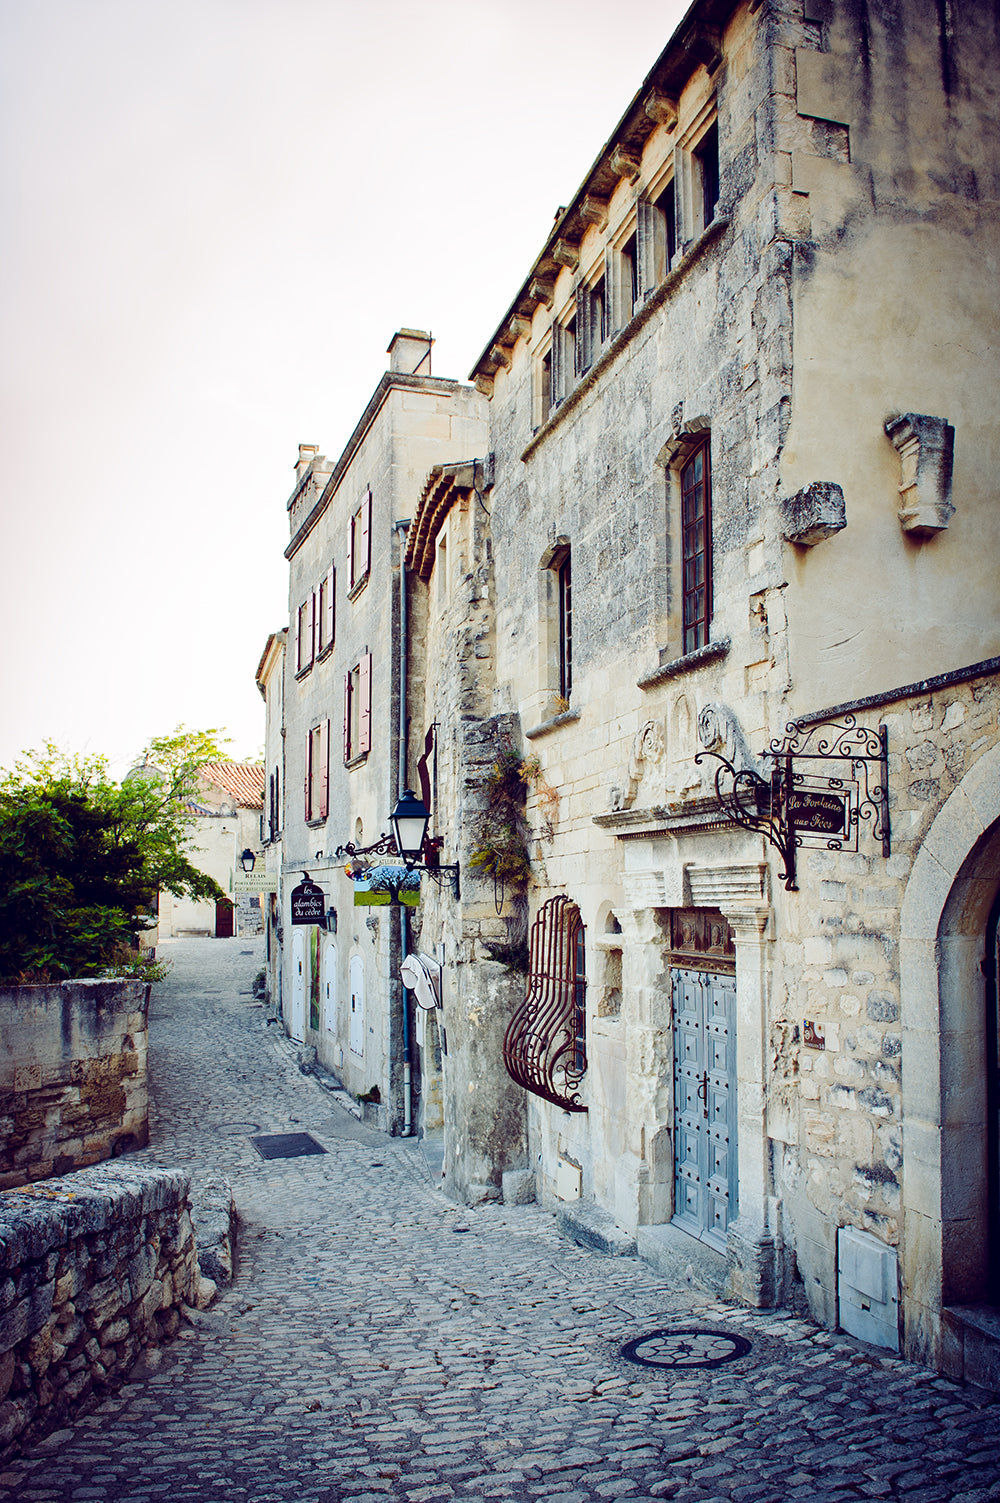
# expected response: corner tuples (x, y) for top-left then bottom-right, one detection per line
(636, 1221), (730, 1297)
(942, 1303), (1000, 1393)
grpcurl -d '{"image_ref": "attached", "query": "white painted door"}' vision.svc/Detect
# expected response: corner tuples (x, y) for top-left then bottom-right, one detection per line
(349, 954), (365, 1057)
(322, 937), (337, 1034)
(672, 967), (737, 1252)
(289, 929), (306, 1044)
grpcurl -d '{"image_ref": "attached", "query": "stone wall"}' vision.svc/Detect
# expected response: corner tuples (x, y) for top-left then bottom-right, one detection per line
(0, 1162), (200, 1459)
(0, 980), (150, 1191)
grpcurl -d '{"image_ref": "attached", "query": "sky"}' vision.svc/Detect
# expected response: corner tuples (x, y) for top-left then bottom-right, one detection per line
(0, 0), (689, 776)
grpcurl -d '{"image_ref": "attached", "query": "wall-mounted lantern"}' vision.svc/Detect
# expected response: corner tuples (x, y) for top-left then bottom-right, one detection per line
(334, 789), (460, 899)
(240, 848), (257, 873)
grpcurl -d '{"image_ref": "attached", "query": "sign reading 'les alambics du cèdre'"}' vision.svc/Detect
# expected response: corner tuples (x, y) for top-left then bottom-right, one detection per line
(290, 876), (326, 925)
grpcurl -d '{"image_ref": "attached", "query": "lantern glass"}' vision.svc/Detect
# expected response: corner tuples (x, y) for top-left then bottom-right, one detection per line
(240, 848), (256, 873)
(390, 789), (430, 866)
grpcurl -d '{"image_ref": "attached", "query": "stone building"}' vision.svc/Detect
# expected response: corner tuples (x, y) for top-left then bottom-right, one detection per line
(156, 762), (265, 939)
(256, 628), (287, 1001)
(402, 0), (1000, 1388)
(275, 332), (487, 1131)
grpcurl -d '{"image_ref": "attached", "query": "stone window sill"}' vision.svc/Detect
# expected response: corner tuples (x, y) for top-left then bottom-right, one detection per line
(525, 707), (582, 741)
(637, 638), (730, 690)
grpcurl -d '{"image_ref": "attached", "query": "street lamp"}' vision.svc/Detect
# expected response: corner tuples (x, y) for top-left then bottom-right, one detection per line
(334, 791), (459, 899)
(389, 789), (431, 867)
(240, 848), (257, 873)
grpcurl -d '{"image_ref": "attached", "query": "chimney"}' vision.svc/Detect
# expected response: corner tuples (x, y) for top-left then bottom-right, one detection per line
(295, 444), (320, 484)
(387, 329), (433, 376)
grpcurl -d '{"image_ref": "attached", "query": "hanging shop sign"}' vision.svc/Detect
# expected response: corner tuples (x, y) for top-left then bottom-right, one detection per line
(290, 875), (326, 925)
(353, 864), (421, 908)
(696, 716), (889, 892)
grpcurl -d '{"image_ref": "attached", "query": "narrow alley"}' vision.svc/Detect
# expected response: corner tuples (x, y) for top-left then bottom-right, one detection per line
(2, 940), (997, 1503)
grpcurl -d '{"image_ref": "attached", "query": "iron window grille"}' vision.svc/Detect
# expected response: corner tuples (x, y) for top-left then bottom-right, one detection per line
(503, 894), (587, 1112)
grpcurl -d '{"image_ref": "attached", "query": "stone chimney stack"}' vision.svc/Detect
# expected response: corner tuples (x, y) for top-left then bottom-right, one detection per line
(295, 444), (320, 484)
(387, 329), (433, 376)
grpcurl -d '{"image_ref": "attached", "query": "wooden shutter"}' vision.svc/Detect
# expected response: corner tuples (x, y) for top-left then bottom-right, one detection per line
(317, 720), (329, 819)
(343, 672), (352, 762)
(358, 653), (372, 758)
(304, 730), (313, 820)
(360, 491), (372, 581)
(349, 511), (357, 591)
(308, 592), (316, 666)
(324, 566), (335, 648)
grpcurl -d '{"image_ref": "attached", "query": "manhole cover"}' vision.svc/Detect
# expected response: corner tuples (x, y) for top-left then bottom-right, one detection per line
(251, 1132), (327, 1161)
(620, 1327), (751, 1370)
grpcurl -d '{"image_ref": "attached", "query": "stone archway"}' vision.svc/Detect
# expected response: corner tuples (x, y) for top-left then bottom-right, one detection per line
(899, 740), (1000, 1375)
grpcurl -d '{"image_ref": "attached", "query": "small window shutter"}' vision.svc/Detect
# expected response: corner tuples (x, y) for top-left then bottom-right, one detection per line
(304, 730), (313, 821)
(361, 491), (372, 580)
(343, 672), (352, 762)
(308, 592), (316, 666)
(318, 720), (329, 819)
(349, 511), (357, 590)
(325, 566), (335, 646)
(275, 767), (280, 834)
(359, 653), (372, 758)
(604, 246), (617, 335)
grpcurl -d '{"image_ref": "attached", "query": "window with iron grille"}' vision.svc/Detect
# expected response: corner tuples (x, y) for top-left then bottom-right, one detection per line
(681, 439), (712, 653)
(503, 894), (587, 1112)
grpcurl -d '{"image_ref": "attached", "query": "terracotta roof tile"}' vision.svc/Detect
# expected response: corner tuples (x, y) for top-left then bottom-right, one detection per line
(199, 763), (265, 809)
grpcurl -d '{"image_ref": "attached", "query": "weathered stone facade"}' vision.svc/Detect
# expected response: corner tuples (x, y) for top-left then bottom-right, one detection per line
(0, 1163), (200, 1458)
(0, 980), (149, 1190)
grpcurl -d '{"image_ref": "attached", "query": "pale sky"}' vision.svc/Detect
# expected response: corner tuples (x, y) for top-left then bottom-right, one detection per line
(0, 0), (688, 775)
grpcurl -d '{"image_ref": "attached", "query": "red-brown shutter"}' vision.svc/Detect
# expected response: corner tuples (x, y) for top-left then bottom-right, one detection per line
(359, 653), (372, 757)
(318, 720), (329, 819)
(360, 491), (372, 581)
(304, 729), (313, 820)
(343, 672), (352, 762)
(349, 512), (357, 590)
(324, 565), (335, 647)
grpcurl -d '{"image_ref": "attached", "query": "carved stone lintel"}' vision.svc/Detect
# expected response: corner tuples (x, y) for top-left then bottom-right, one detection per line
(884, 413), (955, 535)
(610, 146), (641, 183)
(781, 481), (846, 546)
(579, 195), (609, 229)
(528, 278), (554, 310)
(552, 239), (579, 271)
(644, 87), (678, 129)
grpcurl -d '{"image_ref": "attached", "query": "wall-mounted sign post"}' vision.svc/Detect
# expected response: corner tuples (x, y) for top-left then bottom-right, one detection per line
(697, 716), (889, 892)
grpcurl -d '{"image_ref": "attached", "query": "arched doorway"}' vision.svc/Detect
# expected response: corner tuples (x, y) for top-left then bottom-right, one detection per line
(900, 740), (1000, 1381)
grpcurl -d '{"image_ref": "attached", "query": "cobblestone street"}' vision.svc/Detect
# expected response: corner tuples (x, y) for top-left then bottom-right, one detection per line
(2, 938), (998, 1503)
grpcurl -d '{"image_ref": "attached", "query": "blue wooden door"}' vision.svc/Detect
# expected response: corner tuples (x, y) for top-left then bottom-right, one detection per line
(672, 967), (737, 1252)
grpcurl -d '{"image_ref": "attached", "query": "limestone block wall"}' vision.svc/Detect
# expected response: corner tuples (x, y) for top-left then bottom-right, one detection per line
(0, 981), (150, 1191)
(0, 1163), (199, 1459)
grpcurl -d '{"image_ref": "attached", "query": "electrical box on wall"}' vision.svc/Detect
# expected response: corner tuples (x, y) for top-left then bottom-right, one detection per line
(837, 1225), (900, 1352)
(556, 1157), (582, 1201)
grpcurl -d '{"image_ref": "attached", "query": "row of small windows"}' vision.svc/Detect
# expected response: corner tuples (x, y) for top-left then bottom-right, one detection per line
(538, 119), (719, 426)
(303, 653), (373, 821)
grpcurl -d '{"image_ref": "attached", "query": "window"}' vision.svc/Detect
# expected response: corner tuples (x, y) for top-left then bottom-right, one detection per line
(317, 565), (335, 655)
(305, 721), (329, 822)
(349, 490), (372, 593)
(681, 439), (712, 653)
(637, 176), (677, 298)
(538, 348), (552, 425)
(295, 593), (315, 675)
(575, 275), (605, 376)
(344, 653), (372, 763)
(551, 312), (576, 409)
(503, 894), (587, 1112)
(620, 231), (638, 324)
(695, 122), (720, 232)
(268, 767), (281, 841)
(555, 547), (572, 703)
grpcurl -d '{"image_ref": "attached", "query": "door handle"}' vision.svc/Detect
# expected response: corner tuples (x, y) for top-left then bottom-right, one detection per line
(697, 1071), (708, 1117)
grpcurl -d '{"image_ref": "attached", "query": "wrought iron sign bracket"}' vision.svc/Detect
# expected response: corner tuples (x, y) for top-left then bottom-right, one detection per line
(696, 716), (889, 892)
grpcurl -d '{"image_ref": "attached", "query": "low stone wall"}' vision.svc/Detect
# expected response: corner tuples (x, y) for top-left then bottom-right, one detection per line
(0, 979), (150, 1190)
(0, 1162), (199, 1458)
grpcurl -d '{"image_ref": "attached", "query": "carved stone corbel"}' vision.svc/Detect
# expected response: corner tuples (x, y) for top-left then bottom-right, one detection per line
(528, 278), (554, 310)
(579, 196), (609, 229)
(610, 147), (641, 183)
(884, 413), (955, 535)
(552, 239), (580, 271)
(644, 88), (678, 130)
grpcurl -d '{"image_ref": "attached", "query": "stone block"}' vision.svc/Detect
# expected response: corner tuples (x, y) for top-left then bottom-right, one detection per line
(502, 1169), (536, 1206)
(781, 481), (845, 545)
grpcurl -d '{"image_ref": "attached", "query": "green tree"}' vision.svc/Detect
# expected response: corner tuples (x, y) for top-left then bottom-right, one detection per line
(0, 732), (230, 984)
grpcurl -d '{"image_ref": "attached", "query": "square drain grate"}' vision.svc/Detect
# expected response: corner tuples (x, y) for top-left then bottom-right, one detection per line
(251, 1132), (327, 1161)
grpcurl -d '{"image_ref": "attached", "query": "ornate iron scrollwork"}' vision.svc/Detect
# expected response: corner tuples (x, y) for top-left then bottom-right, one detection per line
(697, 714), (890, 893)
(503, 895), (587, 1112)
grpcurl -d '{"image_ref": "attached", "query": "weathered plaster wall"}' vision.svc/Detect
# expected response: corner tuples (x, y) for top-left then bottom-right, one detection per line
(0, 981), (149, 1190)
(0, 1163), (199, 1459)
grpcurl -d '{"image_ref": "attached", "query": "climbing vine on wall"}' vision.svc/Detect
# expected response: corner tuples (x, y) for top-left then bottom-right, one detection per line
(469, 747), (559, 972)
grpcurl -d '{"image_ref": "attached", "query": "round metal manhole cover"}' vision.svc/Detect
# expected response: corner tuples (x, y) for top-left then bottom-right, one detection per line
(620, 1327), (752, 1370)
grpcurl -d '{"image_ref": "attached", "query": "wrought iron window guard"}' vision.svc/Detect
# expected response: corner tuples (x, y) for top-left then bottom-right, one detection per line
(695, 715), (889, 892)
(503, 894), (587, 1112)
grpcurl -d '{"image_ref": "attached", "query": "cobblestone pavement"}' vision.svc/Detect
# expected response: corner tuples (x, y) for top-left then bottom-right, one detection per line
(2, 938), (998, 1503)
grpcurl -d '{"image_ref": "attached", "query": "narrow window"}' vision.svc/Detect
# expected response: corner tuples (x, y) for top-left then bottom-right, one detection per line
(556, 550), (572, 702)
(306, 721), (329, 821)
(296, 594), (315, 675)
(681, 440), (712, 653)
(695, 122), (720, 230)
(540, 350), (552, 424)
(344, 653), (372, 763)
(349, 491), (372, 592)
(317, 565), (335, 654)
(622, 232), (638, 318)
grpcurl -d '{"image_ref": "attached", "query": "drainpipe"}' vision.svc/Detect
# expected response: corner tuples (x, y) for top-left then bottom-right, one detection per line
(395, 519), (414, 1137)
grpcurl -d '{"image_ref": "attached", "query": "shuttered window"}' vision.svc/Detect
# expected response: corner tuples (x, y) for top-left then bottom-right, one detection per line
(317, 565), (335, 655)
(681, 439), (712, 653)
(305, 720), (329, 822)
(349, 491), (372, 592)
(503, 895), (587, 1112)
(295, 593), (315, 675)
(343, 652), (372, 763)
